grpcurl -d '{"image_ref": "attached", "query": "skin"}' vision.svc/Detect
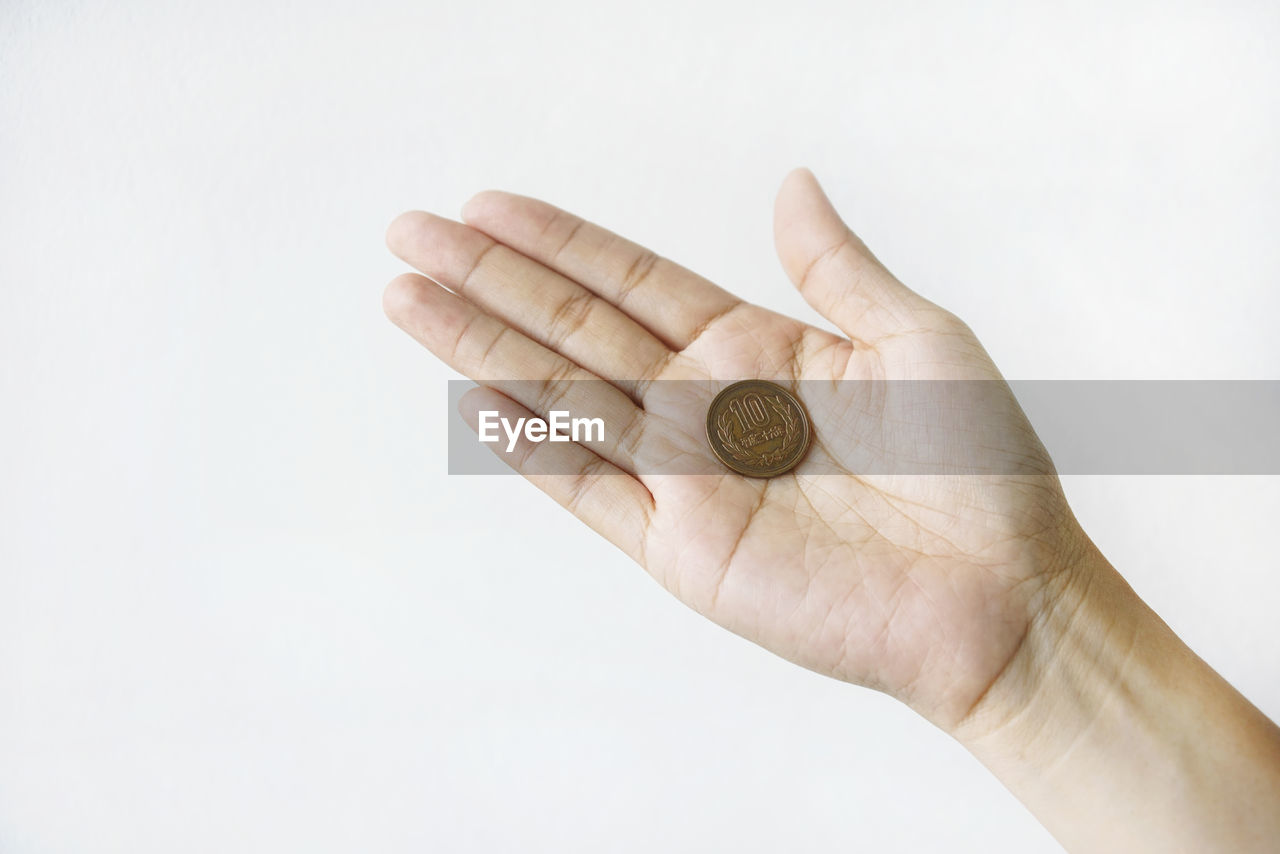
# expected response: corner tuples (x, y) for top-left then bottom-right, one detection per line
(383, 168), (1280, 851)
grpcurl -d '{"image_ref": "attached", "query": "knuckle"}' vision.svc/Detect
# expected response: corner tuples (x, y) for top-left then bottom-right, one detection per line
(546, 289), (596, 349)
(549, 214), (586, 261)
(534, 361), (578, 413)
(614, 408), (647, 462)
(467, 322), (507, 368)
(616, 249), (660, 301)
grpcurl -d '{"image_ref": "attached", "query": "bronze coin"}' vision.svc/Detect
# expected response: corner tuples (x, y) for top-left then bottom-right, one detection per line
(705, 380), (812, 477)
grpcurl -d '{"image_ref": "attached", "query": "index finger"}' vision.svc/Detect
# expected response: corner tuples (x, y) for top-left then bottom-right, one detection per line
(461, 192), (745, 351)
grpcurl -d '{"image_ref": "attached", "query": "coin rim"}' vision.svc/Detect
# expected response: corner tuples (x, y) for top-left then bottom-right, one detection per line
(704, 380), (813, 478)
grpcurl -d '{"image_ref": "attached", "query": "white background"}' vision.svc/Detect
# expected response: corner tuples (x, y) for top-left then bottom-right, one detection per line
(3, 1), (1278, 851)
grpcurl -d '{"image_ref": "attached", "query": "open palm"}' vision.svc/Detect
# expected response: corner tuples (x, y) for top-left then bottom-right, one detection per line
(385, 169), (1084, 730)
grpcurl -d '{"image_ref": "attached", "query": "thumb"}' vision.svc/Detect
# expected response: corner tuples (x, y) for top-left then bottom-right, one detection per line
(773, 167), (927, 342)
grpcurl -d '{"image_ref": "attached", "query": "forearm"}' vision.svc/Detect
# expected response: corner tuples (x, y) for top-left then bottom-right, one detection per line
(954, 538), (1280, 853)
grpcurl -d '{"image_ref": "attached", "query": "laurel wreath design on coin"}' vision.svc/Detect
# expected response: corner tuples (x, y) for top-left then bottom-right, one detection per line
(715, 394), (801, 465)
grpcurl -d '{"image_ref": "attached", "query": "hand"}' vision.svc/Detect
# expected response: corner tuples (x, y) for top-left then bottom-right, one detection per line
(382, 168), (1085, 731)
(384, 169), (1280, 852)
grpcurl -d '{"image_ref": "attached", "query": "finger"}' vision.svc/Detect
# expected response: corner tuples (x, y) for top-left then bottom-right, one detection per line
(383, 272), (647, 472)
(386, 211), (672, 398)
(457, 385), (652, 564)
(460, 191), (743, 350)
(773, 167), (935, 343)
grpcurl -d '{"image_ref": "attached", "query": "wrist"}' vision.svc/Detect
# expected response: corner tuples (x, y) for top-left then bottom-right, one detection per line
(951, 533), (1280, 852)
(949, 531), (1136, 749)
